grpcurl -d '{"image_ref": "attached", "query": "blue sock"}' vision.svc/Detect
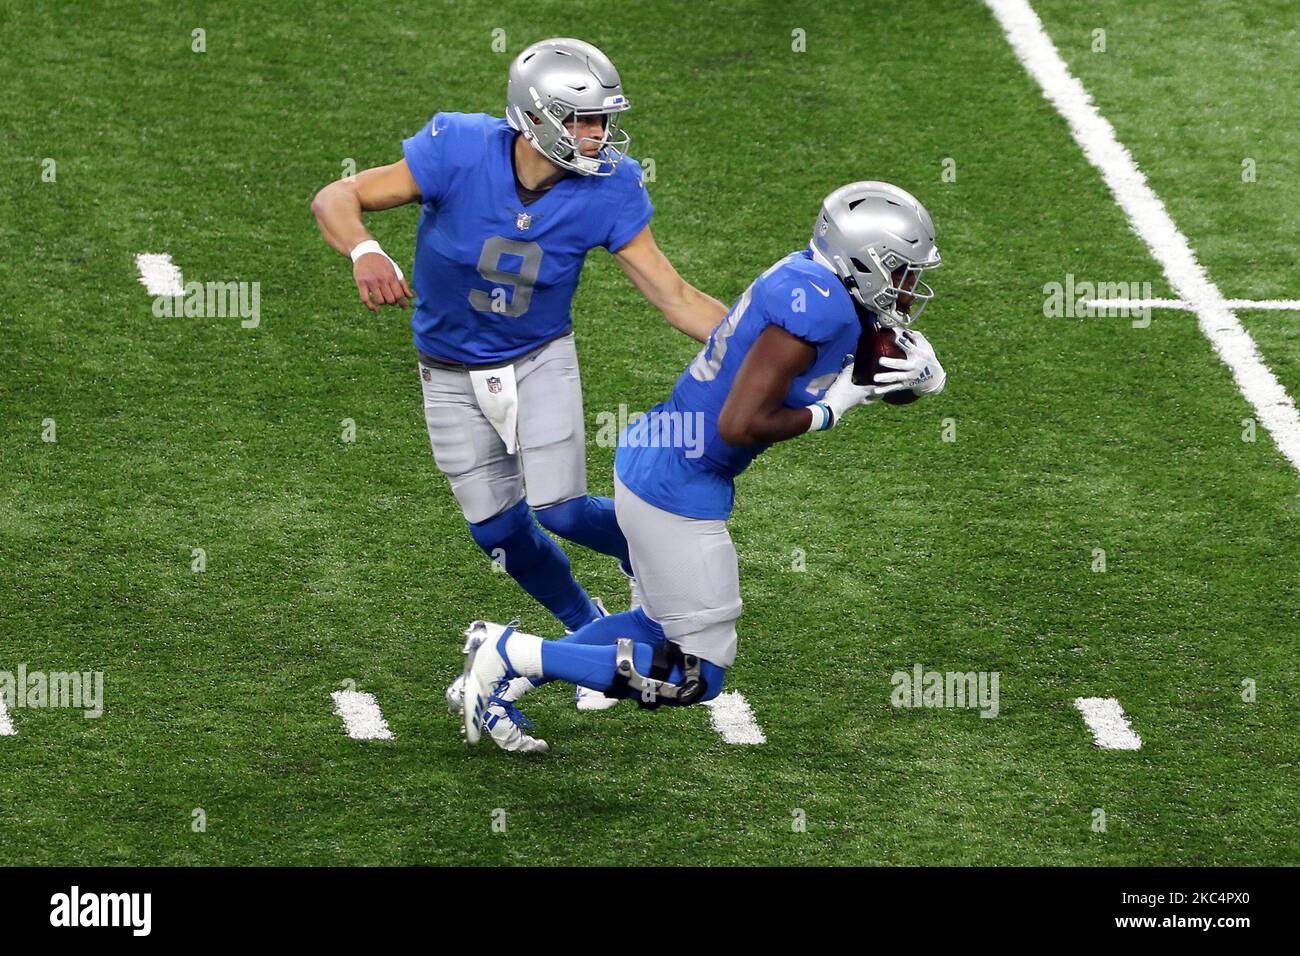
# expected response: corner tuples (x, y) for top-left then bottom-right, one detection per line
(467, 500), (599, 632)
(533, 495), (631, 570)
(559, 609), (663, 647)
(533, 610), (661, 686)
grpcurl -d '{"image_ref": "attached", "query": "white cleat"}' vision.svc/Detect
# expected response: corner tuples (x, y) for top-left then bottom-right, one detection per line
(445, 672), (467, 713)
(576, 684), (620, 711)
(446, 622), (488, 713)
(483, 687), (549, 753)
(462, 621), (519, 746)
(568, 598), (620, 712)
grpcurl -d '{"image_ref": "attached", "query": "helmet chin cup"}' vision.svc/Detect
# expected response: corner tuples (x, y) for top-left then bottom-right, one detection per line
(875, 306), (912, 329)
(571, 153), (602, 174)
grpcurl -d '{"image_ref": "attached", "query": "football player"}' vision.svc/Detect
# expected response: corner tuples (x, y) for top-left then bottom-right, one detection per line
(461, 182), (948, 752)
(311, 38), (729, 735)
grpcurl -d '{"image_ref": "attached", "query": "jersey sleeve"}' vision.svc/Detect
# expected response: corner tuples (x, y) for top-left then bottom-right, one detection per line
(603, 157), (654, 252)
(760, 268), (848, 346)
(402, 112), (497, 204)
(401, 112), (455, 204)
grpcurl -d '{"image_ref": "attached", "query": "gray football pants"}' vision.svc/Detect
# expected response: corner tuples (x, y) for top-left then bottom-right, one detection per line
(613, 473), (742, 668)
(417, 333), (588, 524)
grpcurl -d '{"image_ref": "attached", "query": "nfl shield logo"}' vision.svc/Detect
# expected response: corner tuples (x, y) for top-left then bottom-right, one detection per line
(516, 212), (532, 231)
(420, 366), (431, 382)
(486, 375), (503, 394)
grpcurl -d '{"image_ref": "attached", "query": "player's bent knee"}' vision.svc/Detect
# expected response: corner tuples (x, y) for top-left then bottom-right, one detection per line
(609, 637), (727, 708)
(466, 500), (566, 577)
(454, 480), (527, 528)
(466, 498), (530, 550)
(531, 496), (587, 540)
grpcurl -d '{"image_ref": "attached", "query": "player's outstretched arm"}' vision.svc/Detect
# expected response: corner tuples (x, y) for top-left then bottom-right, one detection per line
(311, 160), (421, 312)
(612, 226), (728, 343)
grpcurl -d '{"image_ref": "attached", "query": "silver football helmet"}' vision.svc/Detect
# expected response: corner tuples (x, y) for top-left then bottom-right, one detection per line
(506, 38), (631, 177)
(810, 181), (941, 327)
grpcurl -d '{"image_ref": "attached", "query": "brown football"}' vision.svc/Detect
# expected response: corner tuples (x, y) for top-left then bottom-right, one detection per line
(853, 322), (919, 405)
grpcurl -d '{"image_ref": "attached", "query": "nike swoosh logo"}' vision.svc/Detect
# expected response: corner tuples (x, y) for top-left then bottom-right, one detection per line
(810, 283), (831, 297)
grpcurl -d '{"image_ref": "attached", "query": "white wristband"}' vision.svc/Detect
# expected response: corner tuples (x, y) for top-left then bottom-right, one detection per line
(349, 239), (385, 263)
(805, 402), (832, 433)
(349, 240), (405, 281)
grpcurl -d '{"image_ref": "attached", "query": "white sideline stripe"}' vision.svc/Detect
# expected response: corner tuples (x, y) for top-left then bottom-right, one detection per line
(1074, 697), (1142, 750)
(331, 690), (394, 740)
(703, 691), (766, 745)
(0, 697), (14, 736)
(1083, 298), (1300, 312)
(135, 252), (184, 296)
(986, 0), (1300, 473)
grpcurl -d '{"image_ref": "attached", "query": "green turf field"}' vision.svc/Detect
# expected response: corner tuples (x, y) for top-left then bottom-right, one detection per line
(1, 0), (1297, 865)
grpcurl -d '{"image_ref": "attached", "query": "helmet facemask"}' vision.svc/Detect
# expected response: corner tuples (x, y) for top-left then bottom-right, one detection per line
(851, 248), (941, 328)
(519, 97), (631, 176)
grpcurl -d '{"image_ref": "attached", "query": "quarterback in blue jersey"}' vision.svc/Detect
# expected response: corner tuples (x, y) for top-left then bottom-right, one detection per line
(461, 182), (949, 752)
(311, 39), (728, 747)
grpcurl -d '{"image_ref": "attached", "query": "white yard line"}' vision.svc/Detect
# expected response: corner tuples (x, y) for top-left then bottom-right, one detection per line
(703, 691), (766, 745)
(986, 0), (1300, 473)
(0, 696), (14, 736)
(1074, 697), (1143, 750)
(330, 690), (394, 740)
(134, 252), (184, 296)
(1083, 298), (1300, 312)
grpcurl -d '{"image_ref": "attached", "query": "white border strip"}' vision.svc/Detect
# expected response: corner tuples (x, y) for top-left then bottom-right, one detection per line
(331, 690), (394, 740)
(703, 691), (766, 745)
(1074, 697), (1142, 750)
(0, 696), (14, 736)
(1083, 298), (1300, 312)
(135, 252), (184, 296)
(986, 0), (1300, 472)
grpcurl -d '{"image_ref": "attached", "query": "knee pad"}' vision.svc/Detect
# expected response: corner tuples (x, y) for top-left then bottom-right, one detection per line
(532, 496), (588, 541)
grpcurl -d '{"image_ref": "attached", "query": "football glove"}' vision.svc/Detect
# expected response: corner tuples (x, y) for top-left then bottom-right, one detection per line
(875, 329), (946, 396)
(809, 357), (887, 431)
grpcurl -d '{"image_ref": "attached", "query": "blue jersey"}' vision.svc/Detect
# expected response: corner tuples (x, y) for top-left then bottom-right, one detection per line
(615, 250), (861, 520)
(401, 112), (653, 364)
